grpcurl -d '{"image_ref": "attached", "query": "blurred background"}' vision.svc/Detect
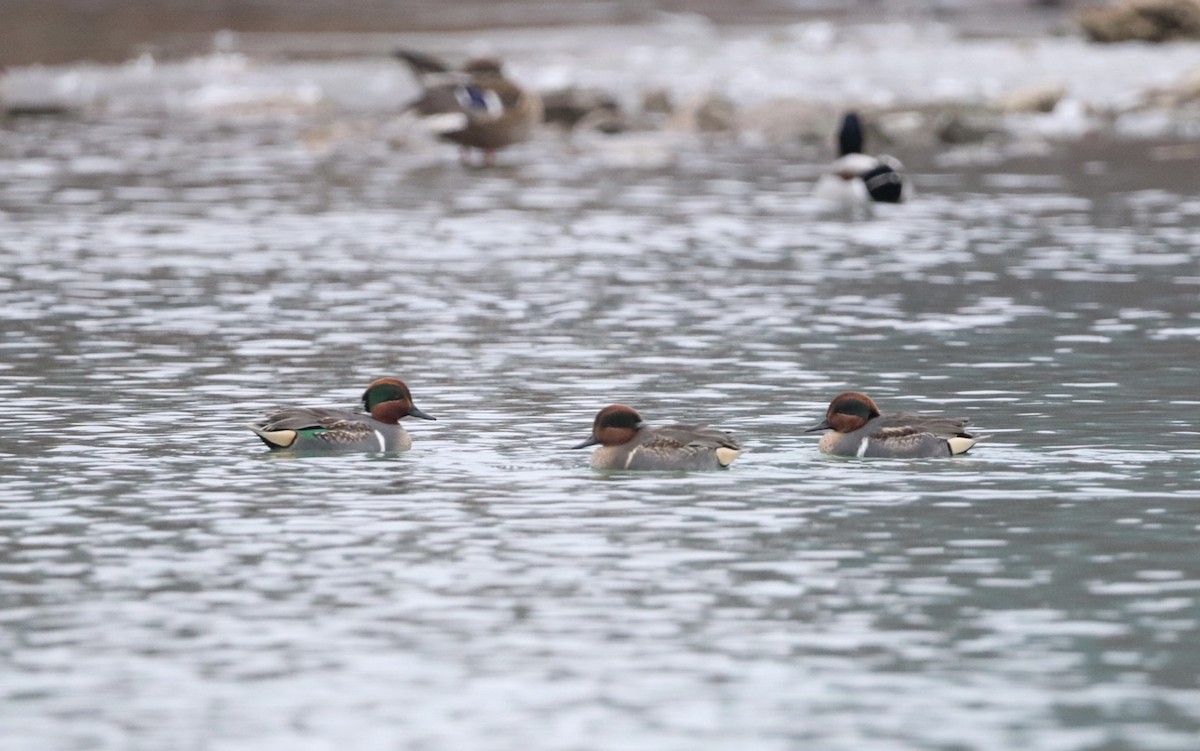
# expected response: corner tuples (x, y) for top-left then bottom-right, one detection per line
(4, 0), (1106, 66)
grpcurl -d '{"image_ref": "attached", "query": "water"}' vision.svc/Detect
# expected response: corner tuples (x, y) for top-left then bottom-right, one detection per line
(3, 21), (1200, 751)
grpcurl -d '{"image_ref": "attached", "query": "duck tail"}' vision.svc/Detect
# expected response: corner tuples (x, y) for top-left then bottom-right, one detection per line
(947, 434), (991, 455)
(714, 447), (743, 467)
(393, 49), (449, 79)
(247, 424), (296, 449)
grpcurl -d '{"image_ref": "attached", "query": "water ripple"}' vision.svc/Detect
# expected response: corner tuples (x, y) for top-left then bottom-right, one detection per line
(2, 67), (1199, 751)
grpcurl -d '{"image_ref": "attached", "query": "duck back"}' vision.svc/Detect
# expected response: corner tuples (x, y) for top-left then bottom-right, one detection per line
(595, 423), (742, 470)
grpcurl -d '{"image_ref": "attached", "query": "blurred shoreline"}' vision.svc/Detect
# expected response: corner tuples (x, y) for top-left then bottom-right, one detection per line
(2, 0), (1096, 66)
(3, 10), (1198, 155)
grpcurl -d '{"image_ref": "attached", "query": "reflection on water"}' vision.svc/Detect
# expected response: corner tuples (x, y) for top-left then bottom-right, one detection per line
(2, 39), (1200, 751)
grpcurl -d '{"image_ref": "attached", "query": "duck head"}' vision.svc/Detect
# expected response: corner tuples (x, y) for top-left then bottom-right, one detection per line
(838, 112), (865, 157)
(361, 377), (436, 424)
(464, 57), (505, 77)
(805, 391), (881, 434)
(573, 404), (644, 449)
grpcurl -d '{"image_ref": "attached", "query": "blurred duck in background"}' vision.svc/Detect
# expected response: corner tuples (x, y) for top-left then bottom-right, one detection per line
(394, 49), (543, 165)
(814, 112), (912, 207)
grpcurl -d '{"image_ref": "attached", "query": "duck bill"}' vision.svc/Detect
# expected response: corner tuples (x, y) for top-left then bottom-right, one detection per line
(803, 419), (831, 433)
(407, 405), (437, 421)
(571, 435), (600, 449)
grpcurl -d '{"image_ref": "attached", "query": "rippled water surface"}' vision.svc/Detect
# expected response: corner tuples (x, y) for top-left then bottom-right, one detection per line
(3, 33), (1200, 751)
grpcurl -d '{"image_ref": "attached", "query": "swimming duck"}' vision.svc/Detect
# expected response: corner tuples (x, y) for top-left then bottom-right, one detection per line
(813, 112), (911, 205)
(394, 49), (543, 165)
(572, 404), (743, 470)
(249, 377), (435, 452)
(805, 392), (980, 458)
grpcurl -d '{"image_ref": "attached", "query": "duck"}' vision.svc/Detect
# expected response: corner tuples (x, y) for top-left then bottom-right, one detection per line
(805, 391), (980, 458)
(572, 404), (743, 470)
(394, 49), (543, 165)
(813, 112), (911, 205)
(248, 377), (435, 452)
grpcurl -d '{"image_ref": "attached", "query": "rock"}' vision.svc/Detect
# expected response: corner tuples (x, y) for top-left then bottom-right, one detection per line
(935, 112), (1002, 145)
(1136, 66), (1200, 107)
(872, 110), (956, 152)
(737, 98), (834, 144)
(540, 87), (624, 132)
(641, 88), (674, 116)
(995, 83), (1068, 113)
(671, 94), (737, 133)
(1079, 0), (1200, 43)
(1173, 67), (1200, 102)
(693, 94), (737, 132)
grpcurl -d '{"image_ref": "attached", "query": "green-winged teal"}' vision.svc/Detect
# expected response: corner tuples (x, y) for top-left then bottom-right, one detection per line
(573, 404), (743, 470)
(805, 392), (980, 458)
(249, 377), (434, 452)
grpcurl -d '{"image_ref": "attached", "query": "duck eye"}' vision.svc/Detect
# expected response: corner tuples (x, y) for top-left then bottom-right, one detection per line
(610, 412), (639, 429)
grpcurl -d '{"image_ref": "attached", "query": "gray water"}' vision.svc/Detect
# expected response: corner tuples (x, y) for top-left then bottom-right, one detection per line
(3, 41), (1200, 751)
